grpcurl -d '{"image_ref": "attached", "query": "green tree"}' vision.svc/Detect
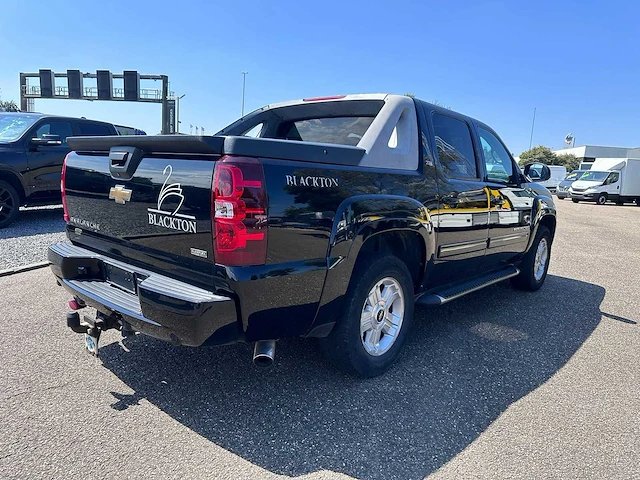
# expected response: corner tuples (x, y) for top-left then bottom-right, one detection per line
(519, 145), (557, 166)
(519, 145), (580, 173)
(0, 100), (19, 112)
(556, 152), (580, 172)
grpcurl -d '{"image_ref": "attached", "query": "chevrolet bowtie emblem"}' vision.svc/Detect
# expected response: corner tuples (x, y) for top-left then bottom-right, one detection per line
(109, 185), (132, 204)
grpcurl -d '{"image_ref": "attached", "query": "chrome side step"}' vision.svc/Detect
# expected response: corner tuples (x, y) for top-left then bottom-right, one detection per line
(417, 266), (520, 306)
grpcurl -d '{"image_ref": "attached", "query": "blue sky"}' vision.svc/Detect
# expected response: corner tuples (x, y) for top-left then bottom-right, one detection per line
(1, 0), (638, 154)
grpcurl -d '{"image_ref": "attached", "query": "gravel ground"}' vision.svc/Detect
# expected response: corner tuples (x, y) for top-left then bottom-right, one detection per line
(0, 206), (66, 270)
(0, 199), (638, 480)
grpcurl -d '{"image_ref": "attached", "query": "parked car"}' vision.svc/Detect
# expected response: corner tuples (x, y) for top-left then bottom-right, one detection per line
(570, 158), (640, 205)
(114, 124), (147, 136)
(0, 112), (119, 227)
(556, 170), (586, 199)
(48, 94), (556, 377)
(531, 165), (566, 193)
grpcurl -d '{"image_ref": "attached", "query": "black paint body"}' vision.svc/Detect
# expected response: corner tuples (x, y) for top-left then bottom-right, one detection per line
(49, 100), (557, 347)
(0, 113), (117, 206)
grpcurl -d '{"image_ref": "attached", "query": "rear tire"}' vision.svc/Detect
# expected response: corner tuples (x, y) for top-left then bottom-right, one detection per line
(572, 198), (579, 203)
(596, 193), (607, 205)
(320, 255), (415, 377)
(0, 181), (20, 228)
(512, 226), (551, 291)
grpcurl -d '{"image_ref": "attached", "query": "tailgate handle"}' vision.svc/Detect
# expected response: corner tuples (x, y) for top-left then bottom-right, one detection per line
(109, 146), (144, 180)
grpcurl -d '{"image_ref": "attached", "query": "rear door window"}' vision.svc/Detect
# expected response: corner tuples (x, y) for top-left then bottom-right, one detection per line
(277, 117), (374, 146)
(76, 122), (113, 136)
(432, 113), (478, 179)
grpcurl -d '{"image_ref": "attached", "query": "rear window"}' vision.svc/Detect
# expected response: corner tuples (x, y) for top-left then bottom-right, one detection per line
(77, 122), (113, 136)
(278, 117), (374, 146)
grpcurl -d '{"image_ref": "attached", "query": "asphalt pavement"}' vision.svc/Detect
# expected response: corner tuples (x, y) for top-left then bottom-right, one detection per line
(0, 199), (638, 479)
(0, 206), (65, 270)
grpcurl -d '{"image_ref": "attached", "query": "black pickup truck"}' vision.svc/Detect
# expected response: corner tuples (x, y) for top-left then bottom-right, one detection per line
(48, 94), (555, 377)
(0, 112), (118, 227)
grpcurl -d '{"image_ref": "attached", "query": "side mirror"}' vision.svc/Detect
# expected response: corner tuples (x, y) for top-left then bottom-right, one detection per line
(523, 163), (551, 182)
(31, 134), (62, 146)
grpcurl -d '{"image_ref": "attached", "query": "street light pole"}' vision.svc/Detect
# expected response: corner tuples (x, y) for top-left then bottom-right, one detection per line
(529, 107), (536, 150)
(241, 71), (248, 117)
(176, 94), (186, 133)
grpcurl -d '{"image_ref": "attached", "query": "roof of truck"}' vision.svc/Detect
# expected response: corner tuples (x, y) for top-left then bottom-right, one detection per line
(0, 111), (113, 124)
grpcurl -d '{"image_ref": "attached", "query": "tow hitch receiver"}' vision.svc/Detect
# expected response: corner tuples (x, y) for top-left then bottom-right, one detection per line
(66, 311), (119, 357)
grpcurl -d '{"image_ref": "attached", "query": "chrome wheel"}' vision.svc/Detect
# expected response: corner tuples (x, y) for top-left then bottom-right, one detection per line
(533, 237), (549, 282)
(360, 277), (405, 356)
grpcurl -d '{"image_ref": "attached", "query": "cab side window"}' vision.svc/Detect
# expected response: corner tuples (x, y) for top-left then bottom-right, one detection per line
(605, 172), (619, 185)
(478, 127), (515, 184)
(35, 121), (73, 144)
(432, 113), (478, 179)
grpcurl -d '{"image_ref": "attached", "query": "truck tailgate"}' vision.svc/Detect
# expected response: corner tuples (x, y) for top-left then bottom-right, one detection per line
(64, 152), (217, 287)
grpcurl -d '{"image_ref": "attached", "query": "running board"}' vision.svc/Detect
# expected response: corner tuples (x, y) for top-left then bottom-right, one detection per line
(417, 266), (520, 306)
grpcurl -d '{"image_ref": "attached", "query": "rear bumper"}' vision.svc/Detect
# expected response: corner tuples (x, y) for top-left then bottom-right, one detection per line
(48, 243), (239, 347)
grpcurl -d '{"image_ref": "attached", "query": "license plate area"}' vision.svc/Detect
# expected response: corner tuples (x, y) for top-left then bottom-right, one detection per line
(104, 263), (137, 294)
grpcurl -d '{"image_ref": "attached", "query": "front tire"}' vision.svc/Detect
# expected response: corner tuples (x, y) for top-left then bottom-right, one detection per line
(320, 255), (415, 377)
(0, 181), (20, 228)
(596, 193), (607, 205)
(512, 226), (552, 291)
(572, 198), (579, 203)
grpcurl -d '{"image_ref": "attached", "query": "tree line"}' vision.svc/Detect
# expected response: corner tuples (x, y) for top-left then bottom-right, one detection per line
(519, 145), (580, 172)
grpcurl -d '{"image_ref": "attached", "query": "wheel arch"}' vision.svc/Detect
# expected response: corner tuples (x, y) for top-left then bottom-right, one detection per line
(305, 194), (436, 338)
(0, 168), (27, 204)
(526, 196), (557, 252)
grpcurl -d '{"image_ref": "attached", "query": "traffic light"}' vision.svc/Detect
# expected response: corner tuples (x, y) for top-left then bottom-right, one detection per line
(96, 70), (113, 100)
(39, 69), (55, 98)
(123, 71), (140, 101)
(67, 70), (83, 99)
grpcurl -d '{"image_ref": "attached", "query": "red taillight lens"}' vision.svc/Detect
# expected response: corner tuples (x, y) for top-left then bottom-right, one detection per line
(61, 153), (70, 222)
(302, 95), (346, 102)
(212, 156), (267, 266)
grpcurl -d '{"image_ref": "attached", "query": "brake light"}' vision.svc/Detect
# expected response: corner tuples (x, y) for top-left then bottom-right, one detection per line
(302, 95), (346, 102)
(212, 156), (267, 266)
(61, 153), (70, 222)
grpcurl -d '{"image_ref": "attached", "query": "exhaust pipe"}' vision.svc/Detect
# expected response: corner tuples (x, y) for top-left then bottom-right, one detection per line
(253, 340), (276, 368)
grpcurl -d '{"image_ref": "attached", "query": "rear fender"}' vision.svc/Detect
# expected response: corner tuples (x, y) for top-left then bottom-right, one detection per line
(305, 195), (436, 337)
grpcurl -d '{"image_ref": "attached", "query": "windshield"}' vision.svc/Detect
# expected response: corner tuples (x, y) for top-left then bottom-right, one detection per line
(579, 171), (608, 182)
(0, 114), (38, 142)
(565, 170), (585, 181)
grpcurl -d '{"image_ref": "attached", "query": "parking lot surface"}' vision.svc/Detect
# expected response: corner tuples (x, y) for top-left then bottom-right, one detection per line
(0, 200), (638, 480)
(0, 206), (65, 270)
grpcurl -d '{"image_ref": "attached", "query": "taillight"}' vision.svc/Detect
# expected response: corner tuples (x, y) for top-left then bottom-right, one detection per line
(303, 95), (346, 102)
(212, 156), (267, 266)
(61, 153), (70, 222)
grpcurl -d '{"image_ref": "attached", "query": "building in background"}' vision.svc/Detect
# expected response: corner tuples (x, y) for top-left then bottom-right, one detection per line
(553, 145), (640, 170)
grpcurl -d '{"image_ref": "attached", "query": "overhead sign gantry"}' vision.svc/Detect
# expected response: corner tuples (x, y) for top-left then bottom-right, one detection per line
(19, 70), (176, 134)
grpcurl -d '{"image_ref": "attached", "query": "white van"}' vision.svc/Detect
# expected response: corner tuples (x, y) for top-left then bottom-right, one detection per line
(569, 158), (640, 205)
(534, 165), (566, 192)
